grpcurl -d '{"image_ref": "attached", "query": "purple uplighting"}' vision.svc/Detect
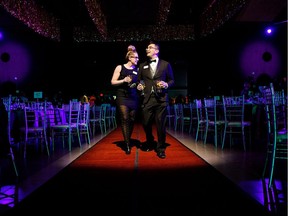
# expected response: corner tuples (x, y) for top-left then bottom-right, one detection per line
(0, 41), (32, 85)
(239, 40), (281, 81)
(0, 31), (3, 40)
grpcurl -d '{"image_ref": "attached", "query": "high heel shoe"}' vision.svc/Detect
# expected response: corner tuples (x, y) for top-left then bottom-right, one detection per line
(125, 143), (131, 155)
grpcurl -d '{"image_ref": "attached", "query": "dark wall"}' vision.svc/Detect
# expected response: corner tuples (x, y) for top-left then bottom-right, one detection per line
(0, 10), (286, 101)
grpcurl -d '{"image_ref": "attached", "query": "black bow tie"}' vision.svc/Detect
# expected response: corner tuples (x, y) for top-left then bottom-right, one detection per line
(149, 59), (156, 63)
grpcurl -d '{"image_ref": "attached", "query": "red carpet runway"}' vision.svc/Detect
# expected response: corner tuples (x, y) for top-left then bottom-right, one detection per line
(2, 124), (272, 216)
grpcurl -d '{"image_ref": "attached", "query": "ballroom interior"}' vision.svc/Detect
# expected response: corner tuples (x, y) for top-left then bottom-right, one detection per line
(0, 0), (287, 215)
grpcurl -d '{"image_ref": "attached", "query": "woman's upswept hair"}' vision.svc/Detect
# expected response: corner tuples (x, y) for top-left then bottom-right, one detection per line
(126, 45), (137, 60)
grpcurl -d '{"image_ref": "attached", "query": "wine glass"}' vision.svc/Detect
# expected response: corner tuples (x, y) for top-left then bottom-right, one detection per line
(156, 80), (162, 93)
(127, 75), (133, 87)
(140, 80), (145, 96)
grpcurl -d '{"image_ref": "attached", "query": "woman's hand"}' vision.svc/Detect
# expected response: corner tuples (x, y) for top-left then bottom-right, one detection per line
(137, 83), (144, 91)
(123, 75), (132, 83)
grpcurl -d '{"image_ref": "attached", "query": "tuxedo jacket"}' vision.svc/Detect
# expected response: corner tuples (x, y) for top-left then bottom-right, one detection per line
(138, 59), (175, 104)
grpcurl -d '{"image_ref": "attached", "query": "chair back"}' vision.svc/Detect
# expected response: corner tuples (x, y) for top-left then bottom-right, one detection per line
(174, 103), (184, 131)
(222, 95), (251, 151)
(89, 104), (106, 135)
(109, 106), (117, 129)
(183, 102), (193, 133)
(22, 101), (50, 157)
(204, 97), (217, 123)
(104, 104), (117, 130)
(203, 96), (225, 147)
(68, 101), (81, 127)
(195, 99), (207, 142)
(79, 102), (90, 144)
(79, 102), (90, 125)
(261, 83), (288, 188)
(222, 95), (245, 123)
(49, 100), (81, 152)
(166, 104), (176, 129)
(100, 104), (107, 133)
(1, 95), (19, 176)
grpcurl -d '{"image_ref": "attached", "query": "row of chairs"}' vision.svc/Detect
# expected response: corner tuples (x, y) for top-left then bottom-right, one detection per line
(167, 91), (284, 151)
(89, 103), (117, 136)
(168, 96), (250, 149)
(18, 100), (91, 156)
(166, 102), (195, 134)
(25, 102), (117, 154)
(0, 97), (118, 193)
(49, 101), (91, 152)
(193, 95), (251, 150)
(2, 98), (117, 159)
(204, 95), (252, 150)
(167, 84), (287, 188)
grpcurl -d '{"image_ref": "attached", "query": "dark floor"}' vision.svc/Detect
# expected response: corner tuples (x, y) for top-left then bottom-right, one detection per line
(0, 125), (287, 215)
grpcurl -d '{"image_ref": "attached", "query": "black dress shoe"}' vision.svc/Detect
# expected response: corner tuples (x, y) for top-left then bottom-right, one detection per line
(157, 151), (166, 159)
(125, 143), (131, 155)
(125, 148), (131, 154)
(141, 141), (156, 152)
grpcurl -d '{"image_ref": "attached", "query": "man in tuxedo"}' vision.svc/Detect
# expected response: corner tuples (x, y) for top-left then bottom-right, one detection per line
(137, 41), (175, 159)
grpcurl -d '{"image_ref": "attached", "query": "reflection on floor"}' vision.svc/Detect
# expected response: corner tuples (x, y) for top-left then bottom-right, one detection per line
(0, 126), (287, 215)
(168, 129), (287, 215)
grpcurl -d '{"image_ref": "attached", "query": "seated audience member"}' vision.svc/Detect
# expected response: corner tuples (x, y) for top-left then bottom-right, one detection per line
(240, 81), (253, 99)
(89, 95), (96, 107)
(52, 91), (64, 108)
(80, 94), (89, 104)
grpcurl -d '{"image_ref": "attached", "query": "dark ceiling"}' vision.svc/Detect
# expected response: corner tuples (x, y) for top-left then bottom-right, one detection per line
(0, 0), (287, 42)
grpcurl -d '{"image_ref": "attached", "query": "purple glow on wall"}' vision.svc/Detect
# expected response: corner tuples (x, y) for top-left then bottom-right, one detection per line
(239, 40), (280, 80)
(0, 41), (31, 85)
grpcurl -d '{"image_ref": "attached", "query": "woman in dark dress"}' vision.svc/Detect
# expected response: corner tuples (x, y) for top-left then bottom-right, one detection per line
(111, 45), (139, 154)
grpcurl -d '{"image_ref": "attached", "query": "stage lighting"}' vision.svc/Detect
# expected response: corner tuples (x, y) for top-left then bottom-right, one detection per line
(265, 27), (273, 36)
(265, 20), (287, 36)
(266, 28), (272, 34)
